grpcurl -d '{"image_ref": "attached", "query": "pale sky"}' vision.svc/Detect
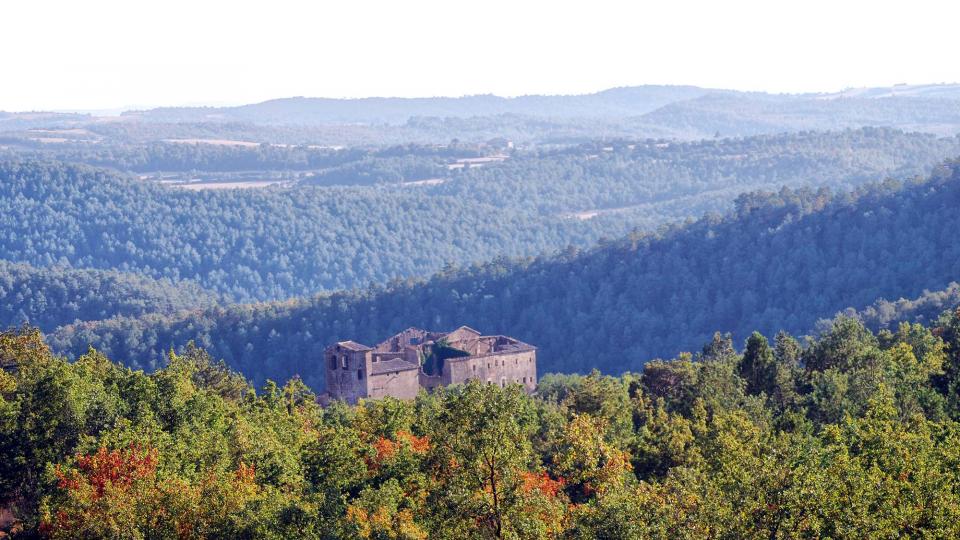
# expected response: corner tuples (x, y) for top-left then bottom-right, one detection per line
(3, 0), (958, 112)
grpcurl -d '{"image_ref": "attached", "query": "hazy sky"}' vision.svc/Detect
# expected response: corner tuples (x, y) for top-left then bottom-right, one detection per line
(3, 0), (959, 111)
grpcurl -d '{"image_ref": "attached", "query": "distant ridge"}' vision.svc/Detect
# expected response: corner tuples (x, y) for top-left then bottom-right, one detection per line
(111, 83), (960, 138)
(122, 85), (723, 125)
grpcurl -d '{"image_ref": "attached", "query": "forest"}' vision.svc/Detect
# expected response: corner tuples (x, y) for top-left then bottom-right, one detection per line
(0, 129), (957, 304)
(0, 261), (218, 331)
(5, 307), (960, 537)
(48, 159), (960, 389)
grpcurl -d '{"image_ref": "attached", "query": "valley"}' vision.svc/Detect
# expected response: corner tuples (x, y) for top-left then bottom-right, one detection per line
(6, 2), (960, 535)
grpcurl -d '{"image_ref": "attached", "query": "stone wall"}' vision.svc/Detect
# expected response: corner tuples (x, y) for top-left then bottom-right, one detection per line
(325, 346), (371, 404)
(368, 370), (420, 400)
(446, 349), (537, 393)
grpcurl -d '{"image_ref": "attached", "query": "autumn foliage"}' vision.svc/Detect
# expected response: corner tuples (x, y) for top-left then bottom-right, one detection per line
(8, 315), (960, 537)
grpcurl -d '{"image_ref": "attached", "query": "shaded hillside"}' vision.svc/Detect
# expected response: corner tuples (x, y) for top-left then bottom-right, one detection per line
(50, 160), (960, 388)
(3, 129), (954, 301)
(839, 282), (960, 331)
(0, 260), (218, 331)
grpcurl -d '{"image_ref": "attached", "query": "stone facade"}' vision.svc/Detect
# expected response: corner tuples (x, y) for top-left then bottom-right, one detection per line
(324, 326), (537, 404)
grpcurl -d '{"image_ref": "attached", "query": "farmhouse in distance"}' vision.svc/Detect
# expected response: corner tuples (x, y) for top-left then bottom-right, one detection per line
(324, 326), (537, 403)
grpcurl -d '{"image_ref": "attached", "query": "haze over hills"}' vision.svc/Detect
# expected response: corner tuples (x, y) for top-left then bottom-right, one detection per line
(5, 83), (960, 144)
(122, 83), (960, 126)
(122, 86), (722, 124)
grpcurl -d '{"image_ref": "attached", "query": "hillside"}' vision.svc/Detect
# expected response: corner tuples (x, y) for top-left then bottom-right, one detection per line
(2, 129), (954, 301)
(845, 282), (960, 331)
(0, 260), (219, 331)
(49, 160), (960, 388)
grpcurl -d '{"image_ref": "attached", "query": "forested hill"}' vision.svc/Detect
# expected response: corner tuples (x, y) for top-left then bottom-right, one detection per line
(846, 282), (960, 331)
(3, 129), (957, 301)
(50, 160), (960, 389)
(0, 261), (219, 331)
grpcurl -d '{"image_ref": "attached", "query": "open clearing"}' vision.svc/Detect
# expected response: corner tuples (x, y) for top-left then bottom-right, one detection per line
(174, 180), (291, 190)
(163, 138), (262, 147)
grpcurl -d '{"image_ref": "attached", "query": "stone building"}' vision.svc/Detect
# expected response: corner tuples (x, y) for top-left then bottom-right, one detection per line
(324, 326), (536, 403)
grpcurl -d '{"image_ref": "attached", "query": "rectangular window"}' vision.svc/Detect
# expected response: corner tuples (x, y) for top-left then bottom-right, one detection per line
(341, 356), (348, 369)
(357, 369), (364, 380)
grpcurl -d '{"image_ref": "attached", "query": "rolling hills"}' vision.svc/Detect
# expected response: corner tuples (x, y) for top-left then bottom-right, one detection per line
(49, 159), (960, 388)
(3, 129), (955, 302)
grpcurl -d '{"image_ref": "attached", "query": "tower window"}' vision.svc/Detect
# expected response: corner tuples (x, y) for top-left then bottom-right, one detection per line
(357, 369), (364, 380)
(341, 356), (348, 369)
(330, 356), (337, 370)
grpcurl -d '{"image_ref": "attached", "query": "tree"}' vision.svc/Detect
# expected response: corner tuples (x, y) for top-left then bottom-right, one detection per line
(739, 332), (777, 397)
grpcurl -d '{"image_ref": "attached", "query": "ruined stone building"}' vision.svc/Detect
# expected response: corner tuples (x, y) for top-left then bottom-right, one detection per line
(324, 326), (536, 403)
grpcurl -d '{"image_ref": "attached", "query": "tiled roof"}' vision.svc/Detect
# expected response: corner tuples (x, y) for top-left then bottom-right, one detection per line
(335, 340), (372, 352)
(370, 358), (420, 375)
(442, 325), (482, 338)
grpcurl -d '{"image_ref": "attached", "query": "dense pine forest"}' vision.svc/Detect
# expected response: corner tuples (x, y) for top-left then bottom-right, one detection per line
(48, 159), (960, 388)
(1, 129), (957, 304)
(6, 307), (960, 537)
(0, 261), (218, 331)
